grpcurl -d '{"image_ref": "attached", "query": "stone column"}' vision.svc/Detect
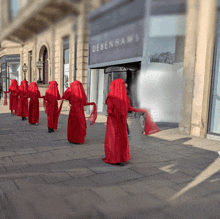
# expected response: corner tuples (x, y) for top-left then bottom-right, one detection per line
(179, 0), (199, 135)
(190, 0), (217, 137)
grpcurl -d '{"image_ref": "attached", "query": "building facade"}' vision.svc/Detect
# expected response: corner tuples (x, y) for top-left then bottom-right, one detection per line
(0, 0), (110, 96)
(87, 0), (220, 140)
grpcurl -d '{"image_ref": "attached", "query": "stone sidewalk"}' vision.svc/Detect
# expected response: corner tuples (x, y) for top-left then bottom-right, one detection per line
(1, 99), (220, 218)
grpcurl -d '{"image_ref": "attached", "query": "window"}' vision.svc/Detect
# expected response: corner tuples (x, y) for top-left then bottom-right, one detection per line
(9, 0), (20, 20)
(63, 36), (69, 92)
(29, 51), (32, 82)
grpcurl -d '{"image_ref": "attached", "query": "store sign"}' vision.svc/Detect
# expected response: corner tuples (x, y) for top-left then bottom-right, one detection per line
(89, 20), (144, 65)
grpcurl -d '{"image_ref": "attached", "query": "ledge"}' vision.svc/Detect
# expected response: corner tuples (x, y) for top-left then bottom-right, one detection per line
(0, 0), (81, 43)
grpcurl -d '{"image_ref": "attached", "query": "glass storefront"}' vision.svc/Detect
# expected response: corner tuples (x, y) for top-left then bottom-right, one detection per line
(208, 13), (220, 135)
(63, 37), (69, 93)
(1, 55), (20, 93)
(138, 11), (185, 123)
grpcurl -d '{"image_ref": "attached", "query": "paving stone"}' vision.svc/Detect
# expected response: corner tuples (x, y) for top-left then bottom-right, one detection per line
(63, 177), (98, 188)
(130, 165), (164, 177)
(14, 175), (48, 189)
(20, 165), (51, 177)
(0, 180), (18, 192)
(14, 149), (37, 155)
(40, 172), (72, 184)
(65, 167), (95, 178)
(86, 149), (105, 157)
(91, 186), (129, 201)
(89, 166), (122, 174)
(89, 169), (144, 185)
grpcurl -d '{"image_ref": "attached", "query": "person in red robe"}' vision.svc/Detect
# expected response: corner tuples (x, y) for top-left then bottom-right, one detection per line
(103, 78), (160, 166)
(62, 80), (97, 144)
(4, 79), (19, 115)
(44, 81), (63, 133)
(17, 80), (29, 120)
(28, 82), (43, 125)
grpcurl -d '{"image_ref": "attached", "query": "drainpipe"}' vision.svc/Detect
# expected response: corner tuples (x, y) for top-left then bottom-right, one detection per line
(73, 18), (77, 81)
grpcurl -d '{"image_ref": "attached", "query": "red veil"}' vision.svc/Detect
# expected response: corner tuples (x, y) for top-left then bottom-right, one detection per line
(28, 82), (39, 99)
(4, 79), (18, 105)
(106, 78), (128, 117)
(18, 80), (28, 95)
(69, 80), (97, 125)
(44, 81), (63, 116)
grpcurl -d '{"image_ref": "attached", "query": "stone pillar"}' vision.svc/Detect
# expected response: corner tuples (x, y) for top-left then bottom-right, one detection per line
(190, 0), (217, 137)
(179, 0), (199, 135)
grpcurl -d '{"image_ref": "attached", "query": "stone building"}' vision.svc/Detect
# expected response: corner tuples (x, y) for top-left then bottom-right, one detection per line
(86, 0), (220, 140)
(2, 0), (220, 141)
(0, 0), (110, 96)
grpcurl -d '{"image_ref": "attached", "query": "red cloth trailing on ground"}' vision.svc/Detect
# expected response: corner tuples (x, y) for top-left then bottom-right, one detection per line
(4, 79), (19, 114)
(44, 81), (62, 130)
(28, 82), (42, 124)
(62, 80), (97, 144)
(17, 80), (29, 117)
(144, 110), (160, 135)
(102, 78), (160, 164)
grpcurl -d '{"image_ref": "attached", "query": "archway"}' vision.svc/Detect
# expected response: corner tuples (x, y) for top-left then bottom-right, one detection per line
(39, 45), (48, 84)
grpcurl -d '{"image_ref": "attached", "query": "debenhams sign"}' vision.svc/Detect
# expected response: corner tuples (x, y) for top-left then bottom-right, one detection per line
(89, 20), (144, 65)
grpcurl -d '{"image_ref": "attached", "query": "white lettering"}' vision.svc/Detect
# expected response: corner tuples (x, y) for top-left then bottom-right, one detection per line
(100, 43), (104, 50)
(120, 38), (126, 45)
(97, 44), (100, 52)
(92, 45), (96, 52)
(109, 41), (114, 48)
(127, 35), (134, 43)
(105, 42), (108, 49)
(115, 39), (120, 47)
(135, 34), (139, 42)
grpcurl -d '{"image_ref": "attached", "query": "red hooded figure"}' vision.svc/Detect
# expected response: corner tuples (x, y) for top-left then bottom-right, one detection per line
(44, 81), (63, 133)
(103, 78), (160, 165)
(17, 80), (29, 120)
(62, 80), (97, 144)
(4, 79), (19, 114)
(28, 82), (42, 125)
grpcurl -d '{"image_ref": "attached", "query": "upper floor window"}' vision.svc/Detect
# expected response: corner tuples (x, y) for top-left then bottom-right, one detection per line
(10, 0), (20, 20)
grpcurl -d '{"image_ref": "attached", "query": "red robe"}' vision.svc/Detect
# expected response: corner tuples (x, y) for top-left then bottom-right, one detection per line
(17, 80), (29, 118)
(62, 80), (97, 144)
(4, 79), (19, 114)
(28, 82), (41, 124)
(44, 81), (62, 130)
(103, 78), (160, 164)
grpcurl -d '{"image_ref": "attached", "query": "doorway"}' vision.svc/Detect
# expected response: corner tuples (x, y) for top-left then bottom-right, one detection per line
(43, 48), (48, 84)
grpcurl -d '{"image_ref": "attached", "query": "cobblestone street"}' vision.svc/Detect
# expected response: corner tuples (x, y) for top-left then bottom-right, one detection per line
(1, 100), (220, 218)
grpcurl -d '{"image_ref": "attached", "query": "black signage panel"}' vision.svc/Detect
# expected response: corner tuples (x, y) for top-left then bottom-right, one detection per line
(1, 55), (20, 64)
(89, 0), (145, 37)
(89, 20), (144, 65)
(5, 55), (20, 62)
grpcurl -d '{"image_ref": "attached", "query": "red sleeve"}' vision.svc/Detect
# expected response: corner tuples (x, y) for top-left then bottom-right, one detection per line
(127, 97), (145, 113)
(62, 90), (70, 100)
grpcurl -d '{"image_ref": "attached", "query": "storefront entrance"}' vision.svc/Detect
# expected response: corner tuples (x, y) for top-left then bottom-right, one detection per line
(1, 55), (20, 93)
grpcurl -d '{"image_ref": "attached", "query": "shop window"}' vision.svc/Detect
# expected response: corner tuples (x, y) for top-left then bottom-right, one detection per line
(63, 36), (69, 92)
(139, 13), (185, 123)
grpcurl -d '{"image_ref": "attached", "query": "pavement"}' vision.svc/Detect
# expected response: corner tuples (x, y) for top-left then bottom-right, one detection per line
(1, 99), (220, 218)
